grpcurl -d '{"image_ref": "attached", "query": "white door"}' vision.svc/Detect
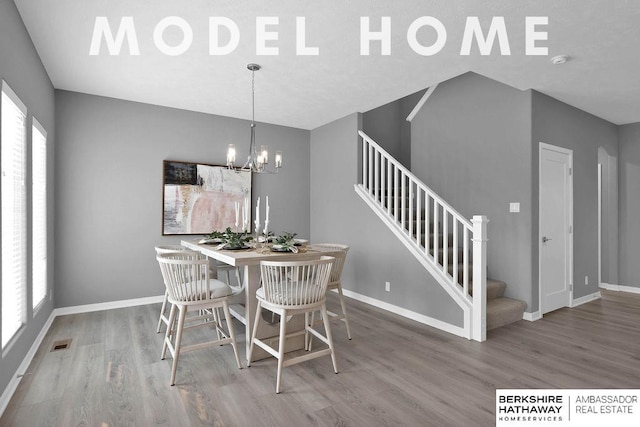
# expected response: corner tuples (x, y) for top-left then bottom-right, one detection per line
(539, 143), (573, 314)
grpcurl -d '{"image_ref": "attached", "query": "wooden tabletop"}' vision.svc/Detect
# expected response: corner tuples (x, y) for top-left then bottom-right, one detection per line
(180, 239), (335, 266)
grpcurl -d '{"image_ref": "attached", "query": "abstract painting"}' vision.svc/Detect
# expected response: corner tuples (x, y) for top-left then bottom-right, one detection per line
(162, 160), (252, 235)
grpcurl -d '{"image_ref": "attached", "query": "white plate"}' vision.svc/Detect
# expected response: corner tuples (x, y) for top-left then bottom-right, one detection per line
(200, 238), (222, 244)
(270, 246), (292, 252)
(293, 239), (308, 245)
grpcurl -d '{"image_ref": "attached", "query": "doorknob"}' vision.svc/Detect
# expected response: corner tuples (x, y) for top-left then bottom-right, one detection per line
(542, 236), (552, 243)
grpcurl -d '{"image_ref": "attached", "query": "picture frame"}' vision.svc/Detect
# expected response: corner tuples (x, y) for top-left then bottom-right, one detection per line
(162, 160), (252, 235)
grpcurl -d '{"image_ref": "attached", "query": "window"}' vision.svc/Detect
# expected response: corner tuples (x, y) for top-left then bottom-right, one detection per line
(32, 118), (47, 310)
(1, 80), (27, 349)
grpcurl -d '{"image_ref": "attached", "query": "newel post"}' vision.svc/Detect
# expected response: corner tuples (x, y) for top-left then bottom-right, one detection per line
(471, 215), (488, 342)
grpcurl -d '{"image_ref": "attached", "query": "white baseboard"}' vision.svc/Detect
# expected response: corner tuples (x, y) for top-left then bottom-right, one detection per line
(0, 294), (164, 418)
(340, 288), (466, 338)
(571, 291), (601, 308)
(522, 291), (602, 323)
(54, 295), (165, 316)
(599, 283), (640, 295)
(0, 310), (56, 417)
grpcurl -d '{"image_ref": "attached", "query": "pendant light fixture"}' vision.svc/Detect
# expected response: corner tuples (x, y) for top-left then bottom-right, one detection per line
(226, 64), (282, 173)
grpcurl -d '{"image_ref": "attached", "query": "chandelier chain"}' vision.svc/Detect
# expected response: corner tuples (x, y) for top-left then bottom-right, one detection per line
(251, 67), (255, 125)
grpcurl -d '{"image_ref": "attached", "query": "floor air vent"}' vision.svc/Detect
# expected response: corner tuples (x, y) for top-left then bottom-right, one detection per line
(50, 339), (72, 352)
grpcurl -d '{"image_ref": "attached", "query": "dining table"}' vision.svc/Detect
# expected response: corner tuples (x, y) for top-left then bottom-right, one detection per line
(181, 239), (337, 361)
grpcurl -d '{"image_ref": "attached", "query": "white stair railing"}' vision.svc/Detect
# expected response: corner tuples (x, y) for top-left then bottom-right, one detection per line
(354, 130), (488, 341)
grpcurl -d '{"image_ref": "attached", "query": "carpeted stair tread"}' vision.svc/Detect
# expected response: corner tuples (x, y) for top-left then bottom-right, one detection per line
(468, 279), (506, 300)
(486, 297), (527, 330)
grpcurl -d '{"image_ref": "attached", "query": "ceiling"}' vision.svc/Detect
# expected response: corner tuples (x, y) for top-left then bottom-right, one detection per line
(13, 0), (640, 130)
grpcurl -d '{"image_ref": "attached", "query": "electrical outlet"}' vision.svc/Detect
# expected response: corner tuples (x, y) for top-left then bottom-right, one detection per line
(385, 281), (391, 292)
(585, 276), (589, 285)
(509, 202), (520, 213)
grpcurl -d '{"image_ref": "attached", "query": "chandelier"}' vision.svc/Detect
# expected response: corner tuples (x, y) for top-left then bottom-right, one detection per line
(226, 63), (282, 173)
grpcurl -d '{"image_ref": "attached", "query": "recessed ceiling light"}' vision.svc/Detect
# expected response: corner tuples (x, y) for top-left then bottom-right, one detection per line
(551, 55), (570, 65)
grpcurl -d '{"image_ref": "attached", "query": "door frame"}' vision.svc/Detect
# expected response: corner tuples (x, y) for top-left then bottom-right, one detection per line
(538, 142), (574, 316)
(598, 163), (602, 287)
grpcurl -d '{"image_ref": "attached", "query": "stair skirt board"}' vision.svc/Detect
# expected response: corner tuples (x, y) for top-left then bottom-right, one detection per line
(339, 288), (467, 338)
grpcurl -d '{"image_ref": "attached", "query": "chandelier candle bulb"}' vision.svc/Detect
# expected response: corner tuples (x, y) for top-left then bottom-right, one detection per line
(227, 144), (236, 167)
(260, 145), (269, 164)
(275, 151), (282, 168)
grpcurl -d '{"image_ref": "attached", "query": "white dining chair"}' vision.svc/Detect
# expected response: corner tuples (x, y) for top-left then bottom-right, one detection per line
(155, 245), (243, 334)
(247, 256), (337, 394)
(156, 251), (242, 386)
(155, 245), (188, 333)
(307, 244), (351, 348)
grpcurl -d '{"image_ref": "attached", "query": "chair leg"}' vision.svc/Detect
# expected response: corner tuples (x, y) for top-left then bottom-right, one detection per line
(212, 307), (222, 341)
(246, 301), (262, 367)
(234, 267), (242, 287)
(276, 309), (287, 394)
(307, 310), (321, 351)
(337, 285), (352, 340)
(222, 302), (242, 370)
(304, 312), (311, 351)
(156, 291), (169, 333)
(161, 304), (177, 360)
(321, 304), (338, 374)
(169, 306), (187, 386)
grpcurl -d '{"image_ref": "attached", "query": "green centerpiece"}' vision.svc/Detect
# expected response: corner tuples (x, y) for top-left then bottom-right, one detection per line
(273, 232), (297, 251)
(207, 227), (250, 249)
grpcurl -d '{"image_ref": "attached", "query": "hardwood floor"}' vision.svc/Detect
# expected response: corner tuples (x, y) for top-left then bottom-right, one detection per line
(2, 290), (640, 426)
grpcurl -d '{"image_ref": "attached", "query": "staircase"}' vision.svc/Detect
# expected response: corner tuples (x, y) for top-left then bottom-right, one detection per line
(354, 131), (526, 341)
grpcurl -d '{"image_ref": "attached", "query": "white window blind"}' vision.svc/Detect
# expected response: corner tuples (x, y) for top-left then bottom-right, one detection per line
(1, 81), (27, 348)
(32, 118), (47, 310)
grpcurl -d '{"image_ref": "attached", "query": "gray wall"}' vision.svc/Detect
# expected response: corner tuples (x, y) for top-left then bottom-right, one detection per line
(0, 0), (56, 403)
(411, 73), (534, 311)
(618, 123), (640, 288)
(362, 90), (426, 167)
(532, 91), (619, 303)
(55, 91), (310, 307)
(310, 113), (464, 328)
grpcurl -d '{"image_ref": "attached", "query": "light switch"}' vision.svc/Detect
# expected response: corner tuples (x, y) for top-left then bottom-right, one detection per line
(509, 202), (520, 213)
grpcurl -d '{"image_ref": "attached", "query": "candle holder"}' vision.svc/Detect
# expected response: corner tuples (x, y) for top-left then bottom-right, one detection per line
(255, 230), (265, 253)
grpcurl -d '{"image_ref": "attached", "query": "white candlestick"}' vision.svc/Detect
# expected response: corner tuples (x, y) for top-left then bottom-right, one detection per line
(243, 196), (249, 231)
(266, 196), (270, 223)
(234, 202), (239, 229)
(263, 220), (269, 235)
(255, 197), (260, 231)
